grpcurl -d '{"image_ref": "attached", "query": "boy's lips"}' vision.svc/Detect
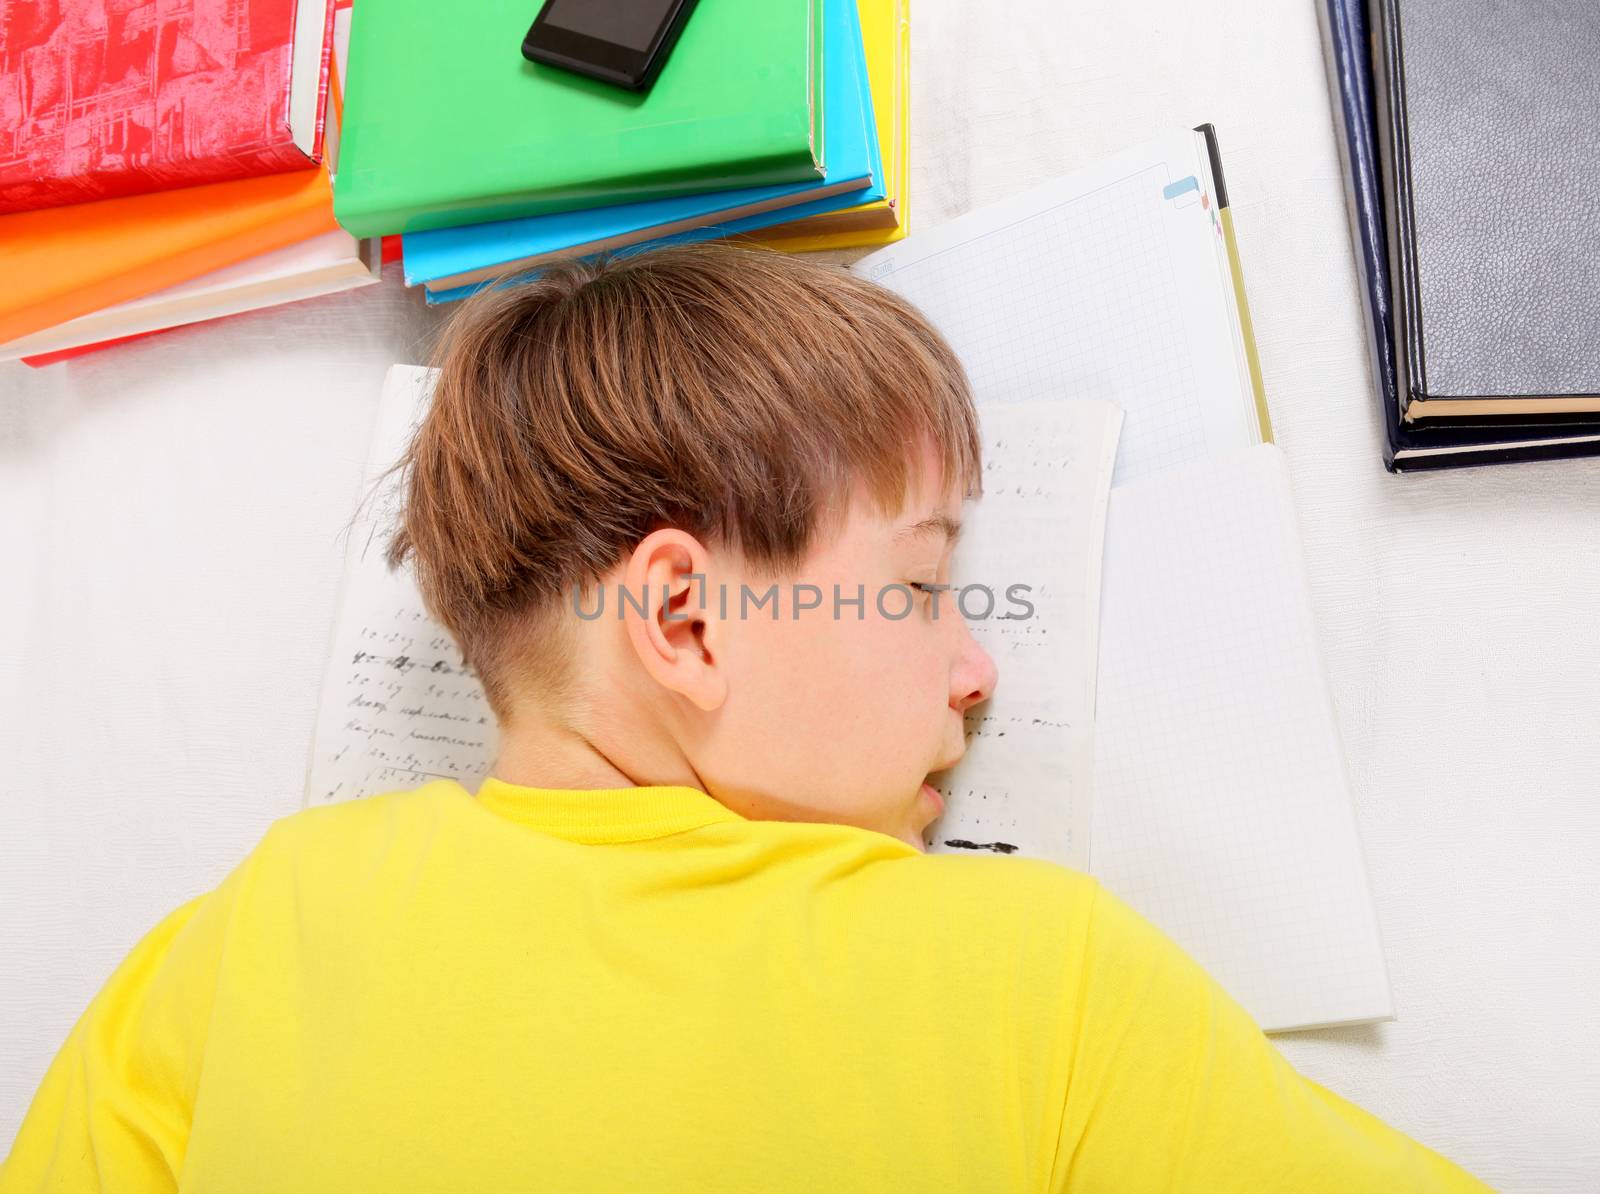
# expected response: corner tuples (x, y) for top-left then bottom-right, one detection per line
(920, 752), (961, 817)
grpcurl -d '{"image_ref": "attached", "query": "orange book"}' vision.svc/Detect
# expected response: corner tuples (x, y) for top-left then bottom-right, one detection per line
(21, 329), (165, 368)
(0, 164), (336, 344)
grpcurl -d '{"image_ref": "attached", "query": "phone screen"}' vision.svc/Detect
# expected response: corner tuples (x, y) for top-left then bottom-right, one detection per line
(538, 0), (676, 52)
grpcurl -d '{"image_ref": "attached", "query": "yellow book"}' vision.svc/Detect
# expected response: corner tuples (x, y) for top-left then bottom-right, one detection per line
(742, 0), (909, 251)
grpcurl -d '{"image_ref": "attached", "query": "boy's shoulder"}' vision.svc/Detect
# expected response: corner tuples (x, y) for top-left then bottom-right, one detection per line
(850, 848), (1104, 972)
(913, 851), (1101, 927)
(843, 852), (1106, 1005)
(255, 779), (469, 866)
(251, 786), (1102, 942)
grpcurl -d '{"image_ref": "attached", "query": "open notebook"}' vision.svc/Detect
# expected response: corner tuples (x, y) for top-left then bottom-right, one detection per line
(852, 126), (1391, 1031)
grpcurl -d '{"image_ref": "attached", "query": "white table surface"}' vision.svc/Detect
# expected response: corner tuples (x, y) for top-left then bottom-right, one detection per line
(3, 1), (1597, 1188)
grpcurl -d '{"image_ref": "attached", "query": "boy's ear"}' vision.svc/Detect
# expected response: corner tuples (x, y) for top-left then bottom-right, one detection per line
(619, 528), (727, 713)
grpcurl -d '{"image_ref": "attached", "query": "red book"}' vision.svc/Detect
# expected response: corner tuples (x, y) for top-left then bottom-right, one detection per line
(0, 0), (337, 214)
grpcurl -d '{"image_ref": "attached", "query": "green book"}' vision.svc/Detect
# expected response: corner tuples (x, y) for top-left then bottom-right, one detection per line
(334, 0), (823, 238)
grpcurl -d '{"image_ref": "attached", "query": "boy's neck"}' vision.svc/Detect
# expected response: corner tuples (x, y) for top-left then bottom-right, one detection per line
(490, 719), (701, 793)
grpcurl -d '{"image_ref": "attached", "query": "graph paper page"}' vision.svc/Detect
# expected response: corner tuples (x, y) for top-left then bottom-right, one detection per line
(852, 131), (1261, 487)
(1091, 443), (1392, 1032)
(304, 366), (498, 805)
(926, 398), (1123, 870)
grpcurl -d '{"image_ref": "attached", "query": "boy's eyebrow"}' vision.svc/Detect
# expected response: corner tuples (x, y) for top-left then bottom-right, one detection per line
(894, 514), (963, 543)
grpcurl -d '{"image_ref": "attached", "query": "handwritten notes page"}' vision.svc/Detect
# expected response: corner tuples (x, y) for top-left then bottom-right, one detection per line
(926, 398), (1123, 870)
(304, 366), (498, 805)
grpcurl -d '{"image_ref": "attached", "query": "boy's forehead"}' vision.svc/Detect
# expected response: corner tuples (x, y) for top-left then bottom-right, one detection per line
(849, 483), (968, 551)
(821, 438), (971, 551)
(890, 444), (969, 528)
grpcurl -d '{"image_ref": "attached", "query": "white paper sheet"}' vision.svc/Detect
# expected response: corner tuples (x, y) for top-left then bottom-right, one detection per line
(925, 399), (1123, 870)
(853, 130), (1261, 487)
(304, 366), (498, 805)
(1092, 443), (1393, 1032)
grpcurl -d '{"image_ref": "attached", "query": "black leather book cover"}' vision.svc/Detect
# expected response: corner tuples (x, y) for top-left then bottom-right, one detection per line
(1367, 0), (1600, 433)
(1323, 0), (1600, 470)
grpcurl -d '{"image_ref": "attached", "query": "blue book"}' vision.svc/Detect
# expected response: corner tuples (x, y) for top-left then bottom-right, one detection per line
(408, 0), (881, 300)
(1317, 0), (1398, 466)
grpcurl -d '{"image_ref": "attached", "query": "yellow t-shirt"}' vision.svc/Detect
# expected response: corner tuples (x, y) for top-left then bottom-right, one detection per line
(2, 778), (1489, 1192)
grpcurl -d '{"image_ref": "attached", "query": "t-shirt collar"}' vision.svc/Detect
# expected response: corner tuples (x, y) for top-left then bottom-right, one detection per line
(474, 776), (747, 844)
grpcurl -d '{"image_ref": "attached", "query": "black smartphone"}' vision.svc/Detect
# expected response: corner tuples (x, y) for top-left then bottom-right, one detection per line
(522, 0), (701, 92)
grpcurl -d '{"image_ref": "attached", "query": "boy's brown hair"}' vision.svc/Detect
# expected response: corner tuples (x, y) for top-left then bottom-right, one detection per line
(383, 242), (982, 724)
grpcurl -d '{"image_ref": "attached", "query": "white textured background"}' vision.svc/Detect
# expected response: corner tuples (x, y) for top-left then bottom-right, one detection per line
(3, 1), (1597, 1188)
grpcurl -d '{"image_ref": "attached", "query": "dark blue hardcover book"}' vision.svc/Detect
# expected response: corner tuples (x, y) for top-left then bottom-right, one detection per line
(1317, 0), (1600, 472)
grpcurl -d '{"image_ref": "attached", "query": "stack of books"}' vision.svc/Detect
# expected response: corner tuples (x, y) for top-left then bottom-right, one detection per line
(1317, 0), (1600, 471)
(331, 0), (908, 304)
(0, 0), (385, 368)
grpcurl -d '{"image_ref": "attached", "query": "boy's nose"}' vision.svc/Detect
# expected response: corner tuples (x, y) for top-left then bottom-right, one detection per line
(950, 622), (998, 713)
